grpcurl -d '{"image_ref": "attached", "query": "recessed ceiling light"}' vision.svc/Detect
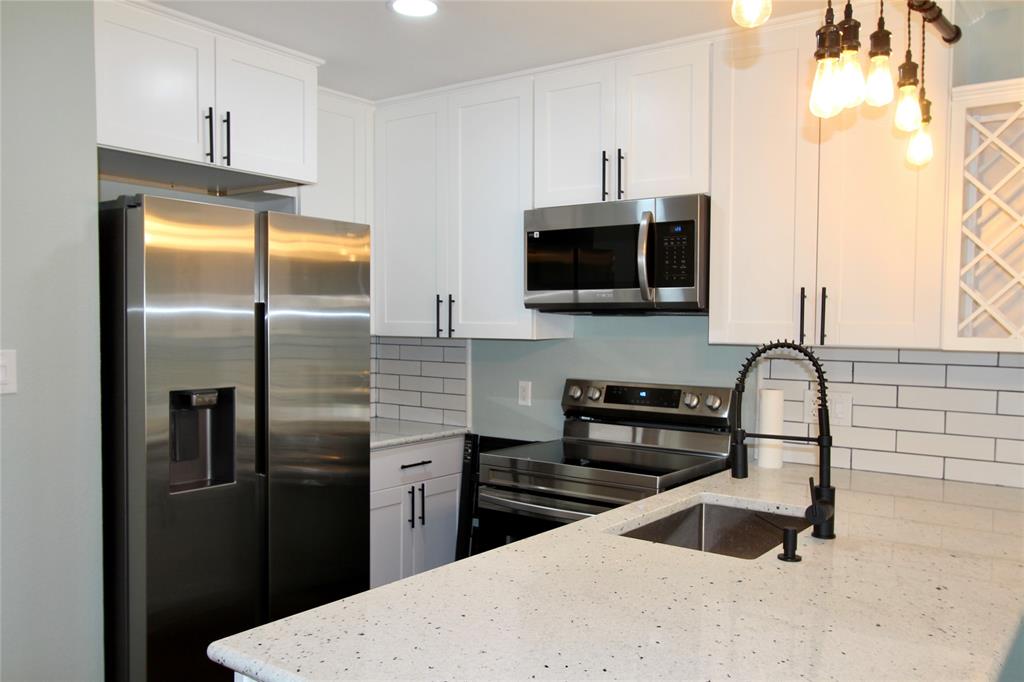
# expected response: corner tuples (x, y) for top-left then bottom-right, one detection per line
(389, 0), (438, 17)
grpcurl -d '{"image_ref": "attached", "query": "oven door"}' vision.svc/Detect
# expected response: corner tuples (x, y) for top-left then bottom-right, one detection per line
(470, 487), (613, 555)
(524, 195), (707, 312)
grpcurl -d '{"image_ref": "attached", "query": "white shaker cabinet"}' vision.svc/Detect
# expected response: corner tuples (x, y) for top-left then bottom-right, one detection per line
(373, 96), (448, 337)
(95, 2), (215, 163)
(709, 21), (821, 345)
(411, 474), (461, 575)
(369, 485), (414, 588)
(300, 90), (371, 223)
(534, 63), (617, 208)
(214, 37), (318, 183)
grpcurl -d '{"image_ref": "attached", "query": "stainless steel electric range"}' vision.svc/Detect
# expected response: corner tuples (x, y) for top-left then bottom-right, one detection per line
(460, 378), (733, 556)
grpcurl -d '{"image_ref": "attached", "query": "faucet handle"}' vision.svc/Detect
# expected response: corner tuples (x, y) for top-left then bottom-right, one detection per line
(804, 476), (835, 525)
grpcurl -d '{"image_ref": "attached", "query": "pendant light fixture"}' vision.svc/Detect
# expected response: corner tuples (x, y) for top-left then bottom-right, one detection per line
(731, 0), (772, 28)
(865, 0), (895, 106)
(836, 0), (866, 108)
(893, 8), (923, 132)
(906, 16), (934, 166)
(810, 1), (843, 119)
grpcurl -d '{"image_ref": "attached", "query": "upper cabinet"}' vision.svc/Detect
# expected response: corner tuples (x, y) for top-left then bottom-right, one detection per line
(710, 18), (952, 349)
(94, 2), (320, 184)
(300, 90), (372, 224)
(709, 21), (821, 345)
(373, 80), (572, 340)
(533, 43), (711, 208)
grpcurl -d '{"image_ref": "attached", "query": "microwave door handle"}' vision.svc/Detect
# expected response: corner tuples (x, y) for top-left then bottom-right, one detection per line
(637, 210), (654, 302)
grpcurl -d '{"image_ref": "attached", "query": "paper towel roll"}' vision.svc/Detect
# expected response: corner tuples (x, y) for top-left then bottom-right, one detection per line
(757, 388), (785, 469)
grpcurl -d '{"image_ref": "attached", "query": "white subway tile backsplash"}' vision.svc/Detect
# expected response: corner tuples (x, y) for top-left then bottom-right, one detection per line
(376, 403), (400, 419)
(444, 379), (467, 394)
(377, 389), (420, 407)
(898, 386), (997, 413)
(813, 348), (899, 362)
(944, 459), (1024, 488)
(379, 336), (419, 345)
(377, 344), (400, 359)
(400, 345), (444, 362)
(422, 392), (466, 411)
(997, 392), (1024, 416)
(828, 382), (898, 407)
(832, 425), (897, 451)
(444, 347), (467, 363)
(783, 400), (804, 422)
(852, 449), (944, 479)
(946, 412), (1024, 440)
(896, 432), (994, 461)
(400, 376), (444, 393)
(854, 362), (945, 387)
(898, 350), (998, 366)
(996, 439), (1024, 464)
(377, 374), (400, 389)
(770, 359), (852, 383)
(947, 365), (1024, 392)
(420, 338), (467, 347)
(378, 359), (420, 375)
(759, 378), (809, 401)
(421, 361), (466, 379)
(399, 406), (444, 424)
(999, 353), (1024, 368)
(443, 410), (467, 427)
(852, 405), (945, 432)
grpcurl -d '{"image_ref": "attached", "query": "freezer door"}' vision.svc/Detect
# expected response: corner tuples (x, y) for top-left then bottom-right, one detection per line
(138, 196), (260, 680)
(262, 211), (370, 620)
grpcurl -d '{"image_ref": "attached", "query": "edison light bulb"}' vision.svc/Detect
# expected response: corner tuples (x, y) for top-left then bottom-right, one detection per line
(837, 49), (866, 108)
(810, 58), (843, 119)
(906, 121), (934, 166)
(894, 84), (922, 132)
(731, 0), (772, 28)
(865, 54), (895, 106)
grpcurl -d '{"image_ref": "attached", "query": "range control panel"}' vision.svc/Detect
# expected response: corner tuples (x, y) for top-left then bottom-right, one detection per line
(562, 378), (731, 424)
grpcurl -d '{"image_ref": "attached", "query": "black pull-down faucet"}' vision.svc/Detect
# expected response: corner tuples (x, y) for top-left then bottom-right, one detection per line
(730, 340), (836, 540)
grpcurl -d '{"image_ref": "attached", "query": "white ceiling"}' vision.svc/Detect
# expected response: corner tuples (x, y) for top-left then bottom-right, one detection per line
(158, 0), (821, 100)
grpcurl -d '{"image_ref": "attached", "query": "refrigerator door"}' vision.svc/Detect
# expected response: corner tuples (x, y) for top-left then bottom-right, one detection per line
(261, 212), (370, 620)
(101, 195), (260, 681)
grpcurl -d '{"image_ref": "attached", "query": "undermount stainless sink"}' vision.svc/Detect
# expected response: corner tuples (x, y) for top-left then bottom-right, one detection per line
(620, 503), (810, 560)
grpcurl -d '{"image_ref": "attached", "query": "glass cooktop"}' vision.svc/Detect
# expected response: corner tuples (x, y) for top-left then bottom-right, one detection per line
(481, 439), (721, 477)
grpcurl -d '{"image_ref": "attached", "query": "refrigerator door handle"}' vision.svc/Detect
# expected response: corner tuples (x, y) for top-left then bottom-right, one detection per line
(408, 486), (416, 528)
(255, 301), (268, 476)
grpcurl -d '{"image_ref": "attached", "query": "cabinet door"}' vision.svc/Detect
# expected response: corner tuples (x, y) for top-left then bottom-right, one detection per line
(445, 79), (537, 339)
(300, 91), (370, 223)
(215, 37), (318, 182)
(412, 474), (461, 576)
(614, 42), (711, 199)
(369, 485), (414, 588)
(373, 97), (447, 337)
(815, 42), (950, 348)
(534, 62), (616, 208)
(708, 22), (821, 345)
(94, 2), (215, 162)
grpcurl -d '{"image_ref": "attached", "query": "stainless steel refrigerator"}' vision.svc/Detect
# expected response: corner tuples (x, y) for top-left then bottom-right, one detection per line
(99, 195), (370, 681)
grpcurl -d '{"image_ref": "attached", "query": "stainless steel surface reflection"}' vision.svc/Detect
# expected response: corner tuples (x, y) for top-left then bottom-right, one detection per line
(262, 212), (370, 620)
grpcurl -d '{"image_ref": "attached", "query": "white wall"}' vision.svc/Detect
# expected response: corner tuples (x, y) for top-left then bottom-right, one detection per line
(1, 2), (104, 679)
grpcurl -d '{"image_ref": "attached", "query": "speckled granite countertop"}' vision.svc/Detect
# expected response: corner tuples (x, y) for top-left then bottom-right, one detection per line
(209, 463), (1024, 681)
(370, 418), (467, 450)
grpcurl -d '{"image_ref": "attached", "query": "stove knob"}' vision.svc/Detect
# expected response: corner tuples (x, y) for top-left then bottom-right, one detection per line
(587, 386), (603, 401)
(568, 385), (583, 400)
(683, 393), (699, 409)
(705, 394), (723, 411)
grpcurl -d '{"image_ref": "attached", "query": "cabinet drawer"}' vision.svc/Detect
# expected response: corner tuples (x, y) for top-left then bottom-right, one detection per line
(371, 437), (463, 492)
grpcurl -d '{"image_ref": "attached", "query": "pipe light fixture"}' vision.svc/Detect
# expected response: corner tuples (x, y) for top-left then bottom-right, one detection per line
(893, 10), (923, 132)
(906, 17), (934, 166)
(836, 0), (866, 109)
(731, 0), (773, 28)
(810, 1), (844, 119)
(865, 1), (895, 106)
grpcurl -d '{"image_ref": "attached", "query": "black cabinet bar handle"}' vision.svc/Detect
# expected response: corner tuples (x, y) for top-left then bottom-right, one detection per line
(419, 483), (426, 525)
(205, 106), (214, 162)
(601, 150), (609, 201)
(819, 287), (828, 345)
(617, 148), (624, 199)
(222, 111), (231, 166)
(408, 486), (415, 528)
(447, 294), (454, 338)
(400, 459), (433, 470)
(798, 287), (807, 346)
(435, 294), (442, 338)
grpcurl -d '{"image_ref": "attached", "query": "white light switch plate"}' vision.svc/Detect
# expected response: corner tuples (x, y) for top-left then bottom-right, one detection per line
(0, 350), (17, 394)
(804, 388), (851, 426)
(518, 380), (532, 406)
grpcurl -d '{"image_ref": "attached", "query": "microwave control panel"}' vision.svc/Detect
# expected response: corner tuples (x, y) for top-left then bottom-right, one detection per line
(654, 221), (695, 288)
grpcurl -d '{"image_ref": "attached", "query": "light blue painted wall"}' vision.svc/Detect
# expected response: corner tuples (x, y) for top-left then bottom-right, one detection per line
(953, 1), (1024, 86)
(1, 2), (104, 678)
(471, 316), (752, 440)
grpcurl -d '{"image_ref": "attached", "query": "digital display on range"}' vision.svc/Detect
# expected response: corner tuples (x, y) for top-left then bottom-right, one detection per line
(604, 385), (681, 408)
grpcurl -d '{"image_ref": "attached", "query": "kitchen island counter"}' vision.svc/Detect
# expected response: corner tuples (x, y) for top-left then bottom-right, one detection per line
(210, 463), (1024, 681)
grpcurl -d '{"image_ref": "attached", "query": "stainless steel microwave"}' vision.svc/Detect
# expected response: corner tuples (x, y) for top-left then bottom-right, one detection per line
(524, 194), (709, 313)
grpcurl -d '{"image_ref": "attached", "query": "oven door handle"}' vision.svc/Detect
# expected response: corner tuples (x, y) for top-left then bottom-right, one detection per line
(637, 210), (654, 302)
(478, 490), (594, 523)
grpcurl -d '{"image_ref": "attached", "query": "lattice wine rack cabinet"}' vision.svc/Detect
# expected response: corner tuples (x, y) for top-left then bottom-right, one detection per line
(943, 79), (1024, 352)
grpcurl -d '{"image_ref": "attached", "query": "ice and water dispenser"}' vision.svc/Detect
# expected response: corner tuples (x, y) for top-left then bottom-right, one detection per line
(168, 387), (236, 492)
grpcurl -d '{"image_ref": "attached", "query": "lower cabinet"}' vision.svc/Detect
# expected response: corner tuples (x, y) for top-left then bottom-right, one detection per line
(369, 437), (462, 588)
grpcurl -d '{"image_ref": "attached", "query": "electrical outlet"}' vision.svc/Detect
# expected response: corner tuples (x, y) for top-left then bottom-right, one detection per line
(803, 388), (851, 426)
(0, 350), (17, 394)
(518, 380), (532, 406)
